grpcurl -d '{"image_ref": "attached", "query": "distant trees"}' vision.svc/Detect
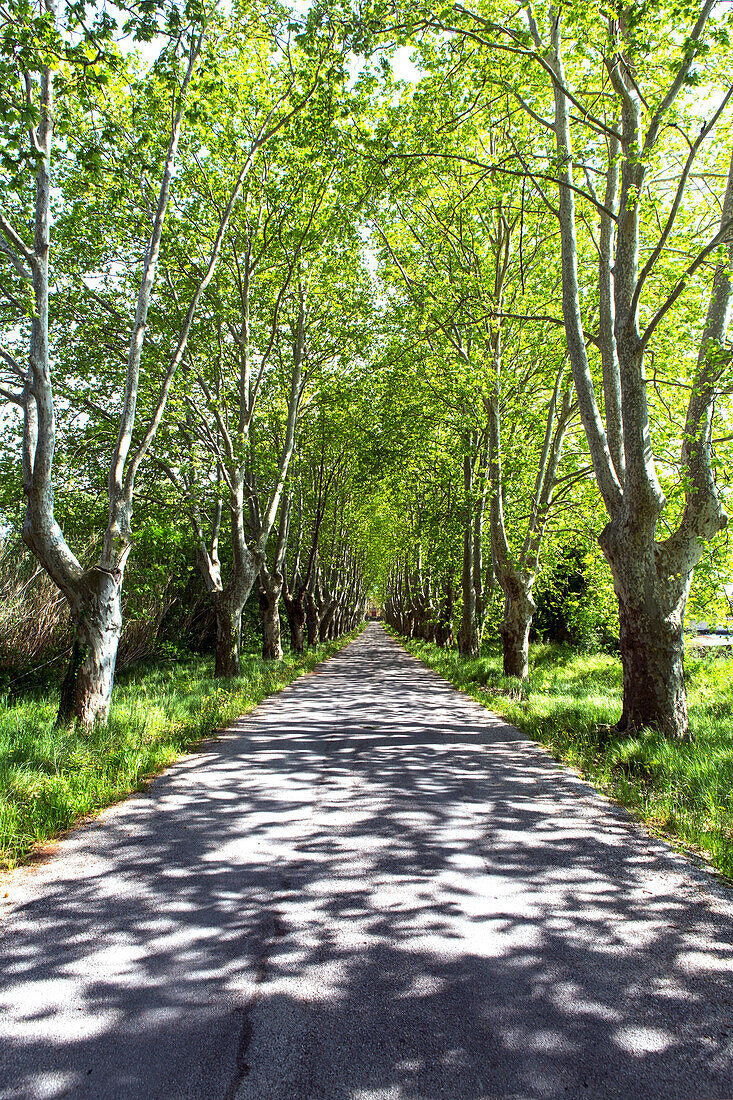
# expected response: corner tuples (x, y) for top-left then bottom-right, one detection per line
(374, 111), (579, 676)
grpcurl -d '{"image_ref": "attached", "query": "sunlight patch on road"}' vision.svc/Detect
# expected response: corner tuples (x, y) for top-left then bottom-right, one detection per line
(613, 1024), (674, 1054)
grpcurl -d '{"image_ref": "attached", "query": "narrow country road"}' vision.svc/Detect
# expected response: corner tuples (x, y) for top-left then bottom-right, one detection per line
(2, 623), (733, 1100)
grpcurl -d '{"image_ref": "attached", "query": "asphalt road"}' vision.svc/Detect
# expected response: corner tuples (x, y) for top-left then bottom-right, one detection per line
(1, 623), (733, 1100)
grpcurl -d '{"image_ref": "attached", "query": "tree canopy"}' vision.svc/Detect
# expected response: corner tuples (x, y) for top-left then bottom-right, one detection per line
(2, 0), (733, 739)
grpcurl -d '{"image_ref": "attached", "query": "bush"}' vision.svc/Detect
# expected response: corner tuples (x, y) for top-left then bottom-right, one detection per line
(532, 546), (618, 650)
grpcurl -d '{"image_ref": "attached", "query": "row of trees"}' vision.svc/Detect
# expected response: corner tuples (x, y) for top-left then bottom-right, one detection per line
(0, 0), (375, 723)
(370, 0), (733, 738)
(373, 150), (579, 678)
(3, 0), (733, 740)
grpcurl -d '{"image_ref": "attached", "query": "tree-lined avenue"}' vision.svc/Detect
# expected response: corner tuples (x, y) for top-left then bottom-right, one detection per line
(1, 624), (732, 1099)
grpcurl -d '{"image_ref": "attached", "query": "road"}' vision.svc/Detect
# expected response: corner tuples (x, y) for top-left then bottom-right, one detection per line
(1, 623), (733, 1100)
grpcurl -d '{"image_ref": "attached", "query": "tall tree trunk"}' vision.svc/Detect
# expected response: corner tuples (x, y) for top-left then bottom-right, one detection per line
(258, 574), (284, 661)
(57, 568), (123, 726)
(601, 521), (689, 735)
(500, 578), (536, 680)
(214, 595), (244, 678)
(541, 19), (733, 737)
(20, 48), (211, 729)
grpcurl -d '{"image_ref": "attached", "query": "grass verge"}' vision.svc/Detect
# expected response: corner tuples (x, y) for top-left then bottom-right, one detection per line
(0, 631), (361, 870)
(394, 630), (733, 881)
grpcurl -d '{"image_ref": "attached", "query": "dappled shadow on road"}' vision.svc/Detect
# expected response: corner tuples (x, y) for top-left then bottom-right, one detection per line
(1, 624), (733, 1100)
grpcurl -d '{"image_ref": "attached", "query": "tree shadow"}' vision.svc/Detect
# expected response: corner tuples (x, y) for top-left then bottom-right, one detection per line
(1, 625), (732, 1100)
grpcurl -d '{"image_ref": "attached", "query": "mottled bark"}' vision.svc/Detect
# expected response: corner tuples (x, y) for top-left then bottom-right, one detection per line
(617, 599), (687, 736)
(600, 519), (689, 735)
(214, 596), (244, 678)
(261, 601), (283, 660)
(57, 567), (123, 726)
(258, 569), (284, 661)
(500, 581), (536, 680)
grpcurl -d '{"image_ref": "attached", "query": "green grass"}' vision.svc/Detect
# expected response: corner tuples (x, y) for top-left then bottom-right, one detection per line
(0, 632), (360, 870)
(395, 631), (733, 881)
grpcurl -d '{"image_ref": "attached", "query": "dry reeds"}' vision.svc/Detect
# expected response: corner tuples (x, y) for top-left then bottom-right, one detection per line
(0, 536), (203, 678)
(0, 538), (71, 671)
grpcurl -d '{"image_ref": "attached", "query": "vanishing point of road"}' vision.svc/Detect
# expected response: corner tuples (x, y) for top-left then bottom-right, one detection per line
(1, 623), (733, 1100)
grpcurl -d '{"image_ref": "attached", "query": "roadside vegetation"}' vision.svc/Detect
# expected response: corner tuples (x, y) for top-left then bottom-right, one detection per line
(398, 633), (733, 881)
(0, 634), (358, 871)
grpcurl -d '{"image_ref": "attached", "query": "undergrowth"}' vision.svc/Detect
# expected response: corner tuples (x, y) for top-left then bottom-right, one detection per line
(397, 632), (733, 881)
(0, 633), (358, 870)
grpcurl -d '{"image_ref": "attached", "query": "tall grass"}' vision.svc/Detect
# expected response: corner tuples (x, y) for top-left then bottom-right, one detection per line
(398, 633), (733, 881)
(0, 634), (359, 870)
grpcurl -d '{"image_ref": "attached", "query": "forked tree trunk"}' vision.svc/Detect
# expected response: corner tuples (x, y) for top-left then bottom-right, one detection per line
(500, 580), (536, 680)
(540, 20), (733, 739)
(57, 568), (123, 726)
(192, 510), (257, 680)
(214, 597), (244, 678)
